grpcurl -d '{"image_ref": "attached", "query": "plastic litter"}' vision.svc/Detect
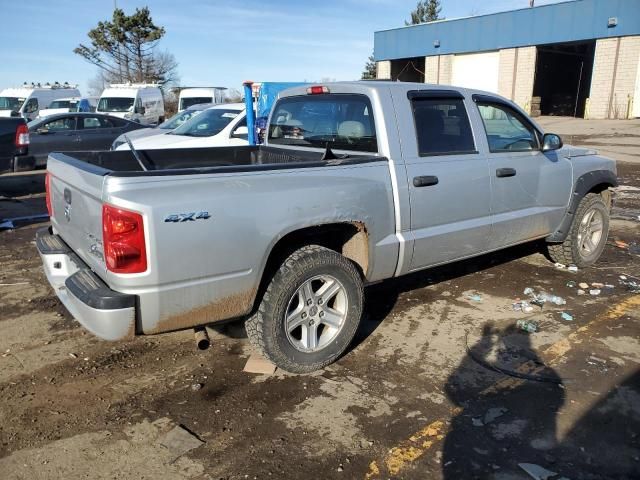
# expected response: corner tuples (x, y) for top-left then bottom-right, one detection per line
(619, 275), (640, 293)
(567, 265), (578, 273)
(560, 312), (573, 322)
(577, 289), (586, 295)
(518, 463), (566, 480)
(483, 407), (508, 425)
(523, 288), (566, 306)
(591, 282), (604, 288)
(517, 319), (539, 333)
(468, 294), (482, 302)
(512, 301), (534, 313)
(589, 289), (601, 296)
(554, 263), (566, 269)
(566, 281), (576, 288)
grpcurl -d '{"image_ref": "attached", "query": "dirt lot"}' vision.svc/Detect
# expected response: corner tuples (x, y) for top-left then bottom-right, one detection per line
(1, 139), (639, 479)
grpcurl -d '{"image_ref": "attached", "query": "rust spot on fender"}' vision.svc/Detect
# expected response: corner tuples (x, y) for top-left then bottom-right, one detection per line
(146, 289), (256, 335)
(343, 221), (369, 277)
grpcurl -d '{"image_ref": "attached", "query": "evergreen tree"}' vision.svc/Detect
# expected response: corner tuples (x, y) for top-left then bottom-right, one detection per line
(405, 0), (444, 25)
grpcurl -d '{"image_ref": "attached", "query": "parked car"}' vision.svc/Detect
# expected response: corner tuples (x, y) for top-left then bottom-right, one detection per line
(38, 97), (98, 118)
(178, 87), (226, 110)
(115, 103), (247, 150)
(0, 83), (81, 121)
(27, 112), (145, 168)
(97, 84), (164, 126)
(110, 103), (213, 150)
(0, 117), (29, 174)
(37, 82), (616, 374)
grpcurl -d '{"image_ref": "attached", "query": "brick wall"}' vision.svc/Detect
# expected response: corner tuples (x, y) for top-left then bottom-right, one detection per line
(425, 56), (439, 83)
(424, 55), (453, 84)
(513, 46), (537, 113)
(376, 61), (391, 80)
(589, 36), (640, 119)
(498, 49), (517, 99)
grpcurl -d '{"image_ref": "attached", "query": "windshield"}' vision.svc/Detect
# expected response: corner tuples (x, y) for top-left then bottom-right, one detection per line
(159, 109), (204, 130)
(98, 97), (134, 112)
(268, 94), (377, 152)
(171, 108), (241, 137)
(0, 97), (25, 111)
(48, 100), (71, 109)
(180, 97), (212, 110)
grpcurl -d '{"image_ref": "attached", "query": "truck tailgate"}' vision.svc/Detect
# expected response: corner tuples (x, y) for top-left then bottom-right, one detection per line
(47, 154), (107, 278)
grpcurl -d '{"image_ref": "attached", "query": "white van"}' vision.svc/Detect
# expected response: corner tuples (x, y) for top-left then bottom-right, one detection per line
(178, 87), (226, 111)
(38, 97), (98, 118)
(97, 84), (165, 125)
(0, 83), (81, 121)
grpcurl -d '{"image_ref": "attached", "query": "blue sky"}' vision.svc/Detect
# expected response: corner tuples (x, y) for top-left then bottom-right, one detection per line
(0, 0), (564, 94)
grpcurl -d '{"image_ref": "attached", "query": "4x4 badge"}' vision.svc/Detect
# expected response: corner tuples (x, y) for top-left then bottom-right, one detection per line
(164, 211), (211, 223)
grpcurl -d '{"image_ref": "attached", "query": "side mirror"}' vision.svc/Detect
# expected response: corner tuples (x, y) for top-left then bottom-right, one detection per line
(36, 127), (50, 135)
(232, 125), (249, 138)
(542, 133), (563, 152)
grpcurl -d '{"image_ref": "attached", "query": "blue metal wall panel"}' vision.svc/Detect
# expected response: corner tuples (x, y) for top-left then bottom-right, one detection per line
(374, 0), (640, 60)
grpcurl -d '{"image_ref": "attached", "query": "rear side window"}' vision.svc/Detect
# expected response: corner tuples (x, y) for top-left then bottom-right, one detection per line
(476, 102), (538, 152)
(268, 94), (377, 152)
(411, 98), (476, 156)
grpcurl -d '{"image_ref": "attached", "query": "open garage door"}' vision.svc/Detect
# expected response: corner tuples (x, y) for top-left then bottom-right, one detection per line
(451, 52), (500, 94)
(533, 41), (595, 118)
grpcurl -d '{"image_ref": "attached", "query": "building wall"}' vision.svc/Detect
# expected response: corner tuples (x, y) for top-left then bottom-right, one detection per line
(423, 47), (535, 112)
(376, 61), (391, 80)
(513, 47), (537, 113)
(589, 36), (640, 119)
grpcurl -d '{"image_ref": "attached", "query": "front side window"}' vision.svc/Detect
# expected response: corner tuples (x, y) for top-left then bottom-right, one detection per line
(411, 97), (476, 156)
(171, 108), (241, 137)
(476, 102), (538, 152)
(24, 98), (38, 113)
(0, 97), (25, 111)
(48, 100), (71, 109)
(43, 117), (75, 131)
(268, 94), (377, 153)
(98, 97), (134, 112)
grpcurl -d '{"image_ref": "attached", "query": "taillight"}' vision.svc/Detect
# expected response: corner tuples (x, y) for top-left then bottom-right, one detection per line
(45, 173), (53, 218)
(102, 204), (147, 274)
(307, 86), (330, 95)
(14, 124), (29, 147)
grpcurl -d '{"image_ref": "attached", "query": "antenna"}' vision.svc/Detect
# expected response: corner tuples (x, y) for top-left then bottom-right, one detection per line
(123, 135), (148, 171)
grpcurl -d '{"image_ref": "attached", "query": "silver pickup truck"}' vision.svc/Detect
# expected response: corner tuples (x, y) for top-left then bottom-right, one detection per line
(37, 82), (617, 373)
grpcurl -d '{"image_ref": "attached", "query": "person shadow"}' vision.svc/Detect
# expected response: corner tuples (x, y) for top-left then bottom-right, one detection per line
(442, 324), (566, 479)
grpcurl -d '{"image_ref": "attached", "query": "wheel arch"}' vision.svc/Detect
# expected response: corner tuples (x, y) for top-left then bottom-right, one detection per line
(251, 222), (370, 311)
(546, 170), (617, 243)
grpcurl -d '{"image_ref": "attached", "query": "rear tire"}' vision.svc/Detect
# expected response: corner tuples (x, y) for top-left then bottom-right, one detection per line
(547, 193), (610, 268)
(245, 245), (364, 373)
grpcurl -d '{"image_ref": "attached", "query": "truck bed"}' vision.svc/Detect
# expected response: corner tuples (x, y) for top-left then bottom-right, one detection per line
(60, 145), (384, 176)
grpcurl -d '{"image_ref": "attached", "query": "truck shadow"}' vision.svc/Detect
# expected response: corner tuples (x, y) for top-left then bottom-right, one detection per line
(441, 325), (640, 478)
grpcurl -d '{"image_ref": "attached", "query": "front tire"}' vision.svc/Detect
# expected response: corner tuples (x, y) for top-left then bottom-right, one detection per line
(547, 193), (610, 268)
(245, 245), (364, 373)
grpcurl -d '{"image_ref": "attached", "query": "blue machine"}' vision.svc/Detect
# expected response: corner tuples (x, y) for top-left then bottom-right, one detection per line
(243, 81), (309, 145)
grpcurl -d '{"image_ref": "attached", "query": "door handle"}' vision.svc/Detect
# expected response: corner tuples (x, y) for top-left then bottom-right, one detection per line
(413, 175), (439, 187)
(496, 168), (516, 178)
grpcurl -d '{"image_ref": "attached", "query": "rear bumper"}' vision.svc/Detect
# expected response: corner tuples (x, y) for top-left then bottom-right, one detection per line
(36, 227), (136, 340)
(0, 154), (34, 174)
